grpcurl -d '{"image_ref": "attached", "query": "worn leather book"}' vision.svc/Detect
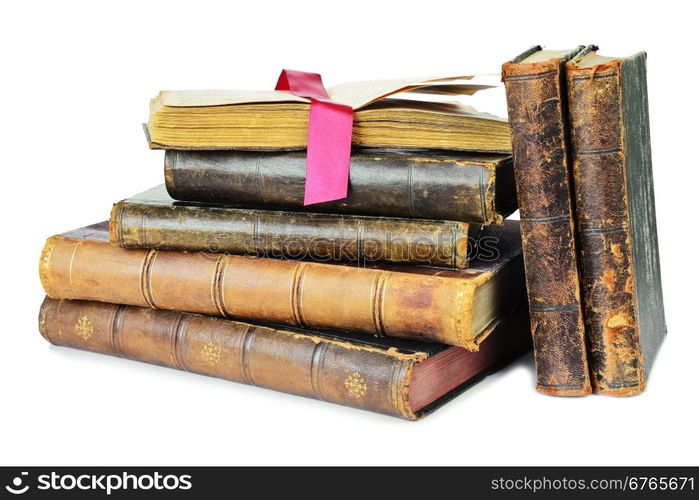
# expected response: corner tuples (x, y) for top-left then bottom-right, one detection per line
(39, 298), (531, 419)
(566, 49), (666, 396)
(163, 150), (516, 224)
(502, 46), (592, 396)
(40, 221), (525, 349)
(146, 76), (511, 152)
(110, 185), (475, 269)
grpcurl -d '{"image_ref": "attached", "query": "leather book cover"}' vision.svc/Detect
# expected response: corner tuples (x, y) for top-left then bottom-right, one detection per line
(163, 149), (517, 224)
(502, 46), (592, 396)
(39, 298), (531, 419)
(567, 49), (666, 396)
(110, 185), (474, 269)
(40, 221), (526, 349)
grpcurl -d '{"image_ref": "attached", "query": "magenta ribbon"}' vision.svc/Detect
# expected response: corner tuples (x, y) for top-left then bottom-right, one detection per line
(275, 69), (353, 205)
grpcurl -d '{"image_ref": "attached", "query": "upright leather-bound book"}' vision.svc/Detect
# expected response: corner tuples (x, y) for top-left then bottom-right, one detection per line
(567, 48), (666, 395)
(502, 46), (591, 396)
(39, 298), (531, 419)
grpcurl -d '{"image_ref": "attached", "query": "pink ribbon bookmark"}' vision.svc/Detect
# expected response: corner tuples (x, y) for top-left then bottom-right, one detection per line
(275, 70), (353, 205)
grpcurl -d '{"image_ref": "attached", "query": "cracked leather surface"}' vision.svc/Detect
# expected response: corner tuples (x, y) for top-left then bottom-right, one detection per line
(503, 51), (592, 396)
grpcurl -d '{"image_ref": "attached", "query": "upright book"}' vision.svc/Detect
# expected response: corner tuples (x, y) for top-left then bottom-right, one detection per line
(502, 46), (592, 396)
(110, 185), (477, 269)
(566, 48), (666, 395)
(39, 298), (531, 419)
(163, 150), (517, 224)
(40, 221), (526, 349)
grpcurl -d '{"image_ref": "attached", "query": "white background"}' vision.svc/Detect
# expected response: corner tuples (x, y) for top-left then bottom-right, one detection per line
(1, 0), (697, 466)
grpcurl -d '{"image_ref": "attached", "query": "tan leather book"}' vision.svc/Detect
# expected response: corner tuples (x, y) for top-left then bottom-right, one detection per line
(567, 49), (666, 396)
(110, 185), (476, 269)
(502, 46), (592, 396)
(39, 298), (531, 419)
(40, 221), (526, 349)
(146, 76), (511, 152)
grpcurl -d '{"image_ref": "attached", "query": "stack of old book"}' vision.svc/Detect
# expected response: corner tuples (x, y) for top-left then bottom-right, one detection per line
(38, 74), (531, 419)
(37, 48), (669, 413)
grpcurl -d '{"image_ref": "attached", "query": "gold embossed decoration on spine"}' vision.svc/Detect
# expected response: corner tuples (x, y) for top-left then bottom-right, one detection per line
(38, 297), (422, 419)
(74, 315), (94, 341)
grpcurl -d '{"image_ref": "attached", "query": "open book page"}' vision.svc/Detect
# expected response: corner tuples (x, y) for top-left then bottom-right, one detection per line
(159, 89), (308, 107)
(158, 75), (492, 109)
(326, 76), (489, 109)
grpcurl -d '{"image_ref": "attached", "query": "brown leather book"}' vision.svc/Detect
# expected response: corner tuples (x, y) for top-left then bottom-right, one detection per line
(567, 49), (666, 396)
(110, 185), (475, 269)
(40, 221), (526, 349)
(502, 46), (592, 396)
(163, 150), (517, 224)
(39, 298), (531, 419)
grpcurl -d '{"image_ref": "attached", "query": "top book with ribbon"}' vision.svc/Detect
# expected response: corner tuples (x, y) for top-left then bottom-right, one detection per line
(146, 76), (512, 153)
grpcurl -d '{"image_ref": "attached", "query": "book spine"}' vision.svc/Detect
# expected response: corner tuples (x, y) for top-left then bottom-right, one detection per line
(502, 58), (591, 395)
(39, 235), (479, 347)
(566, 60), (645, 395)
(164, 150), (512, 224)
(39, 297), (420, 419)
(109, 202), (471, 269)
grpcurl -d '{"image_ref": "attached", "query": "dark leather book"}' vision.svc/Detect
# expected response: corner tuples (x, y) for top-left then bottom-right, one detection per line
(39, 298), (531, 419)
(40, 221), (526, 349)
(567, 49), (666, 396)
(163, 150), (517, 224)
(110, 185), (475, 269)
(502, 46), (592, 396)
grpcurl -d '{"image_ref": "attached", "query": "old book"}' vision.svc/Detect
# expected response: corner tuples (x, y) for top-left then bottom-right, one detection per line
(39, 298), (531, 419)
(40, 221), (526, 349)
(566, 49), (666, 396)
(146, 76), (511, 152)
(502, 46), (592, 396)
(110, 185), (475, 269)
(163, 150), (517, 224)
